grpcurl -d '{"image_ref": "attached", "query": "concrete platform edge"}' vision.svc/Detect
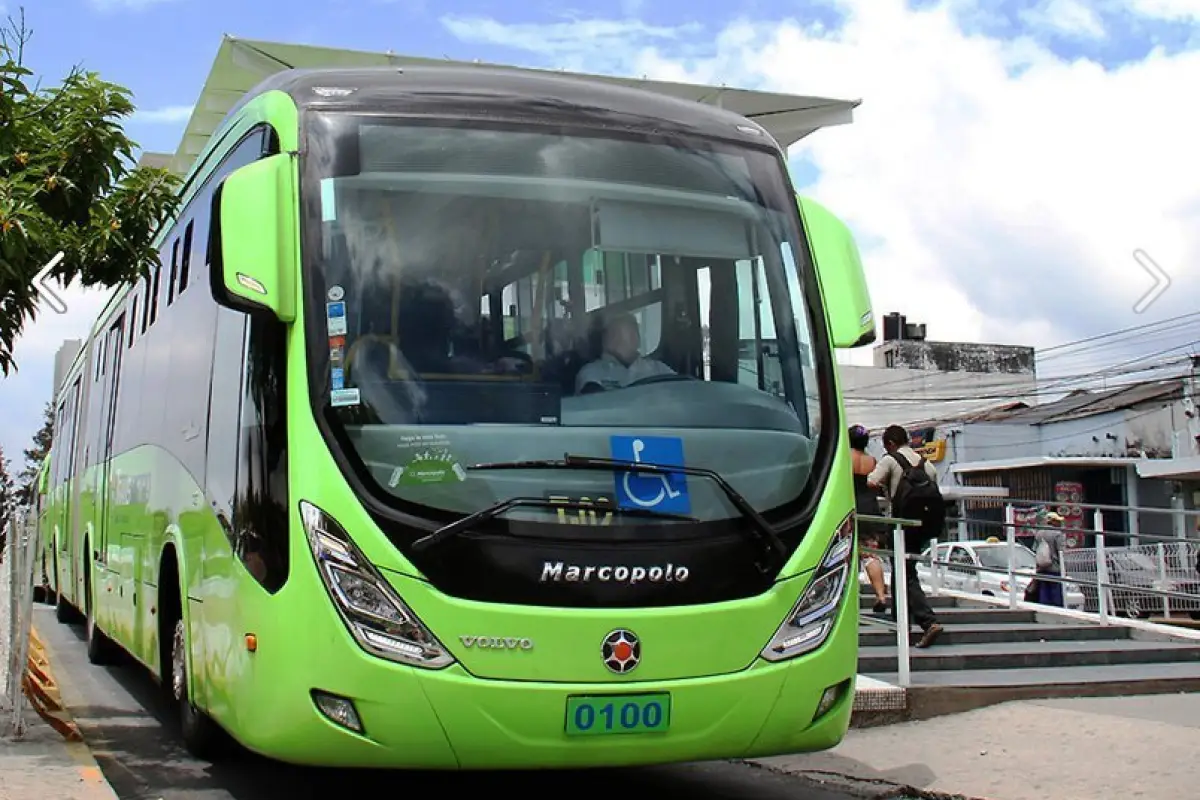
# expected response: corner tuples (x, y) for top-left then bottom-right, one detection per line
(19, 624), (119, 800)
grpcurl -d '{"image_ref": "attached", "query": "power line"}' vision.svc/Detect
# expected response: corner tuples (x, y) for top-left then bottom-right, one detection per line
(841, 315), (1200, 398)
(1037, 321), (1200, 367)
(845, 362), (1189, 406)
(1035, 311), (1200, 357)
(844, 346), (1196, 404)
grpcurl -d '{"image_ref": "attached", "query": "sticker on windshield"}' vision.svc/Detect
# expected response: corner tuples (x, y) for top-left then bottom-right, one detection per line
(391, 432), (467, 486)
(390, 453), (467, 487)
(330, 367), (345, 391)
(327, 285), (345, 302)
(326, 301), (347, 336)
(330, 388), (360, 407)
(320, 178), (337, 222)
(609, 435), (690, 514)
(329, 335), (345, 367)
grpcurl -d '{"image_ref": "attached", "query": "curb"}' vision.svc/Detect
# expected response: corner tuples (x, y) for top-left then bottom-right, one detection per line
(22, 625), (119, 800)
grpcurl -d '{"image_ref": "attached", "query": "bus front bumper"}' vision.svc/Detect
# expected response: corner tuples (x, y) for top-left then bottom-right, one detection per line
(232, 636), (856, 770)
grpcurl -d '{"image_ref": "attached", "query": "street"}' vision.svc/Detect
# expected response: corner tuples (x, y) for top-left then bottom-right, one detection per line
(32, 606), (883, 800)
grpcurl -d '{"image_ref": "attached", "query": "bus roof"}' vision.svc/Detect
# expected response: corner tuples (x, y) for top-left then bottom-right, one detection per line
(168, 34), (860, 176)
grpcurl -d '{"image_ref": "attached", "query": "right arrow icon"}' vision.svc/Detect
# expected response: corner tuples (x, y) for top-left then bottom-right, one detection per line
(1132, 249), (1170, 314)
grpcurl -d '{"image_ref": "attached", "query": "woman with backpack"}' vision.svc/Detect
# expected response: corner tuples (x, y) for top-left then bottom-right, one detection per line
(867, 424), (944, 648)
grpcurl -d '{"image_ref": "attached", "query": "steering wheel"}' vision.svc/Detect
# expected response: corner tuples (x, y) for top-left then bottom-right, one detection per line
(625, 373), (697, 389)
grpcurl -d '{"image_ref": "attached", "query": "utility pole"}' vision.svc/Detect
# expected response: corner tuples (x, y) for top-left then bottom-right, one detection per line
(1186, 355), (1200, 458)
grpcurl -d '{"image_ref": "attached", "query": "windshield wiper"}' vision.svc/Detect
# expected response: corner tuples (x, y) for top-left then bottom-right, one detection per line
(414, 453), (789, 573)
(410, 495), (695, 554)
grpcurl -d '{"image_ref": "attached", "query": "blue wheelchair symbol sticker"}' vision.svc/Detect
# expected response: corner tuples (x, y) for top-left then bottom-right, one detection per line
(610, 435), (690, 514)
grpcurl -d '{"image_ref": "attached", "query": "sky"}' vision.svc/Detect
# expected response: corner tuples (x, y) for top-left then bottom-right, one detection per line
(2, 0), (1199, 472)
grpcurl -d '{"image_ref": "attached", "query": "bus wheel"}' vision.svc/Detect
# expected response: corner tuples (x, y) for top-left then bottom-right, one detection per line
(170, 617), (222, 759)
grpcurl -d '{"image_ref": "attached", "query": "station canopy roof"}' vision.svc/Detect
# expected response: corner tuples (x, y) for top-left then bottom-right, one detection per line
(166, 35), (860, 177)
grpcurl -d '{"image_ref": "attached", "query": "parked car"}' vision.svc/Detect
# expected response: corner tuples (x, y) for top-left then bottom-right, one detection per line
(1072, 550), (1200, 619)
(915, 539), (1087, 611)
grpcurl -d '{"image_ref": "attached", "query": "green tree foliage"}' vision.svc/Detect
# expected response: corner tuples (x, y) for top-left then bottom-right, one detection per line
(0, 8), (183, 374)
(16, 399), (51, 505)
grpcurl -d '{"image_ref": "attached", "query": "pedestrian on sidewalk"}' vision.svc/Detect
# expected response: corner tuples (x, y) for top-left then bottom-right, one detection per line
(867, 424), (945, 648)
(850, 425), (889, 613)
(1030, 510), (1067, 607)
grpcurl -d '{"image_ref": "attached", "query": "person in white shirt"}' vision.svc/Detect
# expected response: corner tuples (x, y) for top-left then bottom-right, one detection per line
(867, 424), (944, 648)
(574, 312), (675, 394)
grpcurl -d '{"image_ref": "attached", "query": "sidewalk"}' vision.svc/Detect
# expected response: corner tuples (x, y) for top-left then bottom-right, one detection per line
(1, 549), (116, 800)
(0, 708), (117, 800)
(753, 692), (1200, 799)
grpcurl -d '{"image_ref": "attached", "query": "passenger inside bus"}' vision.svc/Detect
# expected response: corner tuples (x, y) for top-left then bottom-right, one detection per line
(574, 312), (675, 394)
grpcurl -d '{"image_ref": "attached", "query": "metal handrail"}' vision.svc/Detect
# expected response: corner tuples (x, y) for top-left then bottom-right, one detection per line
(943, 514), (1200, 545)
(855, 513), (925, 686)
(857, 513), (922, 528)
(856, 505), (1200, 686)
(864, 548), (1200, 605)
(944, 495), (1200, 517)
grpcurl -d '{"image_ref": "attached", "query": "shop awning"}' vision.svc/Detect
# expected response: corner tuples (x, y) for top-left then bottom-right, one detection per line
(1136, 456), (1200, 482)
(952, 456), (1146, 475)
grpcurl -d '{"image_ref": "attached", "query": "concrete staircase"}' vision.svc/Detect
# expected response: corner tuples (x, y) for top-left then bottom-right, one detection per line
(856, 591), (1200, 721)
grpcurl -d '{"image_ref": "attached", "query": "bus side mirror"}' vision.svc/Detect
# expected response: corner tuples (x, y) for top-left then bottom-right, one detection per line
(212, 153), (297, 322)
(797, 196), (875, 348)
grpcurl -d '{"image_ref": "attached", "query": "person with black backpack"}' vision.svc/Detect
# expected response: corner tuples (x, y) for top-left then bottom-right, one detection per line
(867, 424), (945, 648)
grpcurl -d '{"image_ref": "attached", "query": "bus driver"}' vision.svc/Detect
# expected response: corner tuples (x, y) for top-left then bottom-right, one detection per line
(575, 312), (675, 394)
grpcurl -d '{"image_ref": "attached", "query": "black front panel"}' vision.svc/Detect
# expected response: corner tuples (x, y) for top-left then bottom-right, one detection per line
(372, 512), (795, 607)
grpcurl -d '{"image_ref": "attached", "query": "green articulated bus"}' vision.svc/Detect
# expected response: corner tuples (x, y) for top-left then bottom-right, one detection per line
(38, 65), (876, 769)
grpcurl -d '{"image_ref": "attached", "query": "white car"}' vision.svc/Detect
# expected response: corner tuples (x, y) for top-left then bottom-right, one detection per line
(915, 539), (1086, 610)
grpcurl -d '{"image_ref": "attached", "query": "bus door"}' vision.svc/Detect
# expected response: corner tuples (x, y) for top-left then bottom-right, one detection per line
(94, 315), (127, 633)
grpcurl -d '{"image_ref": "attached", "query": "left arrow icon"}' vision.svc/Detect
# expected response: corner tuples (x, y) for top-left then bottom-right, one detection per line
(33, 251), (68, 314)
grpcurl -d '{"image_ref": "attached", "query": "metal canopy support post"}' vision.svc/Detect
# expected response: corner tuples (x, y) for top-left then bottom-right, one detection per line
(892, 522), (910, 687)
(1126, 465), (1140, 547)
(1006, 523), (1018, 608)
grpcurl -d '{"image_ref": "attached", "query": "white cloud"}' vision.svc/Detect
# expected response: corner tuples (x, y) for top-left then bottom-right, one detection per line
(1, 283), (114, 470)
(131, 104), (194, 124)
(1129, 0), (1200, 22)
(1022, 0), (1107, 38)
(441, 15), (703, 73)
(441, 0), (1200, 374)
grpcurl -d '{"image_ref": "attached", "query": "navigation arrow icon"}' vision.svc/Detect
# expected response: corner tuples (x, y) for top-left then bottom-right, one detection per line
(33, 251), (68, 314)
(1132, 249), (1170, 314)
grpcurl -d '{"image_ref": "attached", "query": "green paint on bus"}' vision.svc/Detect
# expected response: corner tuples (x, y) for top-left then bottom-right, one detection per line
(36, 67), (874, 769)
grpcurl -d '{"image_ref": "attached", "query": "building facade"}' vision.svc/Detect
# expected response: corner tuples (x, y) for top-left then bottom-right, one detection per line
(842, 312), (1038, 432)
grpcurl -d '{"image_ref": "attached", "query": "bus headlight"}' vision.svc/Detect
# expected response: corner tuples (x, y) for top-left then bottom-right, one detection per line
(760, 511), (855, 662)
(300, 501), (454, 669)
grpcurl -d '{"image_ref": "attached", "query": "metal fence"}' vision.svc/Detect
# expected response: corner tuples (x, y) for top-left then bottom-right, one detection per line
(2, 508), (40, 739)
(1061, 540), (1200, 619)
(859, 502), (1200, 687)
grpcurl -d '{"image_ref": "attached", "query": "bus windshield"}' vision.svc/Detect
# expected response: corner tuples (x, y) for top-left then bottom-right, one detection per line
(303, 112), (827, 524)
